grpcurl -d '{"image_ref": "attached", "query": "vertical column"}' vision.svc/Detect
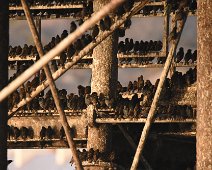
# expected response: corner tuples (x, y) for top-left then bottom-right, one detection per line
(0, 1), (9, 170)
(87, 0), (118, 169)
(196, 1), (212, 169)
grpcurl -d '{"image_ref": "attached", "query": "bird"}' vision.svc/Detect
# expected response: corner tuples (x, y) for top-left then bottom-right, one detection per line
(58, 52), (67, 68)
(46, 126), (54, 139)
(184, 49), (192, 64)
(40, 126), (47, 140)
(12, 126), (20, 141)
(175, 47), (184, 63)
(61, 30), (68, 40)
(99, 19), (106, 32)
(123, 0), (134, 12)
(20, 126), (28, 140)
(70, 21), (77, 33)
(60, 127), (65, 139)
(92, 25), (99, 42)
(191, 50), (197, 63)
(39, 69), (46, 84)
(7, 160), (13, 166)
(30, 73), (40, 91)
(117, 28), (125, 38)
(104, 15), (112, 31)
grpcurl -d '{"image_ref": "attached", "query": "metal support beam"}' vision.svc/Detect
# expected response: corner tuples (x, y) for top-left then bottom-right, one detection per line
(0, 1), (9, 169)
(130, 14), (188, 170)
(20, 0), (83, 169)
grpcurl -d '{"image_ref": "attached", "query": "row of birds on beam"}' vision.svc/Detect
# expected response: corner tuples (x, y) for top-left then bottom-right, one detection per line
(9, 0), (88, 7)
(71, 149), (116, 165)
(9, 0), (197, 19)
(10, 0), (93, 19)
(7, 125), (77, 142)
(8, 68), (196, 119)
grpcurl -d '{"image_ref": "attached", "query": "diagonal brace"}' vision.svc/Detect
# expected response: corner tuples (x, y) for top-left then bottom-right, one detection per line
(20, 0), (83, 169)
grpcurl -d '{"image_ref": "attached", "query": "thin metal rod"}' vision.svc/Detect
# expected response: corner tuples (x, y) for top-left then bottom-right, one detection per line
(118, 125), (152, 170)
(8, 0), (150, 118)
(0, 0), (125, 102)
(130, 15), (188, 170)
(20, 0), (83, 169)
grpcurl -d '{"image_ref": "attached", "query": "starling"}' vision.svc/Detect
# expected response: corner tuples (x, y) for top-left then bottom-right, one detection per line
(40, 126), (47, 140)
(184, 49), (192, 64)
(20, 126), (28, 140)
(92, 25), (99, 42)
(104, 15), (112, 31)
(70, 21), (77, 33)
(175, 47), (184, 63)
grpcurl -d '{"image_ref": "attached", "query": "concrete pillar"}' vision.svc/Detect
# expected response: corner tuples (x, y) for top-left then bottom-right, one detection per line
(196, 1), (212, 169)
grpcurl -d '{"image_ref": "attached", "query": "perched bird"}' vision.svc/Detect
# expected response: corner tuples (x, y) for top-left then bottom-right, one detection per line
(60, 127), (65, 139)
(70, 21), (77, 33)
(175, 47), (184, 63)
(7, 160), (13, 166)
(58, 52), (67, 68)
(61, 30), (68, 40)
(104, 15), (112, 31)
(99, 19), (106, 32)
(191, 50), (197, 63)
(184, 49), (192, 64)
(12, 126), (20, 140)
(40, 126), (47, 140)
(46, 126), (54, 139)
(30, 73), (40, 91)
(20, 126), (28, 140)
(117, 28), (125, 38)
(123, 0), (134, 12)
(92, 25), (99, 42)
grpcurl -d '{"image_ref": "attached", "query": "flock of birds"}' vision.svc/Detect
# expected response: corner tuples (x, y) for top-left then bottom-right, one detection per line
(7, 125), (76, 142)
(9, 0), (88, 7)
(70, 149), (116, 165)
(8, 67), (196, 122)
(9, 0), (197, 19)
